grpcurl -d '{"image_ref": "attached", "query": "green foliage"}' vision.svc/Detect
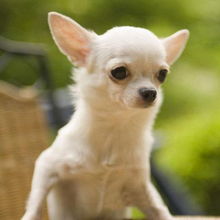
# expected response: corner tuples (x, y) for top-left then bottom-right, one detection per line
(1, 0), (220, 87)
(132, 208), (145, 218)
(155, 61), (220, 214)
(156, 107), (220, 214)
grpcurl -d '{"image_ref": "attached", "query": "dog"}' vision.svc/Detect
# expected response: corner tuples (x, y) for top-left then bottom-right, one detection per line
(21, 12), (189, 220)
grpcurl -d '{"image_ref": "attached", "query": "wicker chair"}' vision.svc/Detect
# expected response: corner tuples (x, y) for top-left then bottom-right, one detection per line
(0, 81), (49, 219)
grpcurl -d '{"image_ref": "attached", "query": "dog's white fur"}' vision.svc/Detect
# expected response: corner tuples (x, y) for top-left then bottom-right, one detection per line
(22, 12), (189, 220)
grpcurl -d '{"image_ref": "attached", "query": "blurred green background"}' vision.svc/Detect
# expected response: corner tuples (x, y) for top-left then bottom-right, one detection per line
(0, 0), (220, 216)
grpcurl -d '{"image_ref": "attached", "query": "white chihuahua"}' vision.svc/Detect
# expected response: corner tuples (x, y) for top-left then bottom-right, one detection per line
(22, 12), (189, 220)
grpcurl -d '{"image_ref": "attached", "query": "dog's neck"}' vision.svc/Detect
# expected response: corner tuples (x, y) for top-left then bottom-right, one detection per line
(65, 98), (159, 165)
(75, 98), (156, 131)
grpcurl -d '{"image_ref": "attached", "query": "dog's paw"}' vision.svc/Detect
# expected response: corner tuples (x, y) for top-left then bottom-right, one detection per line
(148, 216), (173, 220)
(147, 210), (173, 220)
(155, 213), (173, 220)
(21, 213), (40, 220)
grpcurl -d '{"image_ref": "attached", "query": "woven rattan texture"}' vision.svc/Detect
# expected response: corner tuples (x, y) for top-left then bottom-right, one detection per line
(0, 82), (49, 219)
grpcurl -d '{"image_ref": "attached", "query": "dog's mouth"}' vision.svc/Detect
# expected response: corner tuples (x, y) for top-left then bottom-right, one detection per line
(123, 98), (156, 109)
(137, 100), (156, 109)
(142, 101), (155, 108)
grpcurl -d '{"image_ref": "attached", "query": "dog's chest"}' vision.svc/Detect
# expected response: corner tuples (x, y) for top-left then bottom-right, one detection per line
(87, 126), (146, 166)
(54, 118), (150, 214)
(58, 164), (146, 214)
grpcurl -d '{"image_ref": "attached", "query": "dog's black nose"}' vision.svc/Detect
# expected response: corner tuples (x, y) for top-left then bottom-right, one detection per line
(138, 88), (157, 102)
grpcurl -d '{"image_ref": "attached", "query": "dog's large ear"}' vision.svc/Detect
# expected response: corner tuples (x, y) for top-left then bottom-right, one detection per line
(162, 30), (189, 65)
(48, 12), (95, 66)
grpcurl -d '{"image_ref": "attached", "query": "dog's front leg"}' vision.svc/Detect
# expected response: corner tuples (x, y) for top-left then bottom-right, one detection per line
(133, 182), (172, 220)
(21, 151), (58, 220)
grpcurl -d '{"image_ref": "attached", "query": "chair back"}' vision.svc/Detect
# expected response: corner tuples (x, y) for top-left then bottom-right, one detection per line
(0, 81), (49, 219)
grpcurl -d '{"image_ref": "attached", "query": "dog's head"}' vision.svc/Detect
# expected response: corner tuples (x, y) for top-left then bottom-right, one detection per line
(48, 12), (189, 110)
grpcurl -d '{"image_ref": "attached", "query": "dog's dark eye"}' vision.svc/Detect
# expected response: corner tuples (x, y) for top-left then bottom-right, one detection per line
(111, 66), (128, 80)
(157, 69), (168, 83)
